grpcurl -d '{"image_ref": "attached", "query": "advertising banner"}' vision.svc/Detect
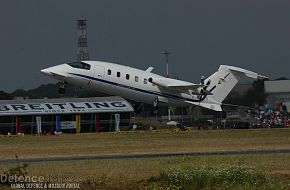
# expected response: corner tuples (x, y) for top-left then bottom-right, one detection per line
(0, 100), (132, 116)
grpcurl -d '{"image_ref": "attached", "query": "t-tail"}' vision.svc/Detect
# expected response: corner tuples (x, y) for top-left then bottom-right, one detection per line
(190, 65), (267, 111)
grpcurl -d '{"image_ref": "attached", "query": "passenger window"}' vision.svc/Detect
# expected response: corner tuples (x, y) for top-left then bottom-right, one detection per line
(148, 78), (155, 86)
(144, 78), (148, 84)
(117, 72), (121, 77)
(126, 74), (130, 80)
(108, 69), (111, 75)
(135, 76), (139, 82)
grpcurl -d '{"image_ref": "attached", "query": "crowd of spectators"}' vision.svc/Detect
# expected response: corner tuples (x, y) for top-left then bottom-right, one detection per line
(249, 102), (289, 128)
(220, 101), (290, 129)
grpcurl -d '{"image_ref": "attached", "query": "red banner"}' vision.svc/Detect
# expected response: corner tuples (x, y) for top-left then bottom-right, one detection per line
(95, 114), (100, 133)
(16, 116), (22, 134)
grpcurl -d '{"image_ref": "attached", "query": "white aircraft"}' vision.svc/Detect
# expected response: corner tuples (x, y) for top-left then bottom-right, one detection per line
(41, 61), (266, 114)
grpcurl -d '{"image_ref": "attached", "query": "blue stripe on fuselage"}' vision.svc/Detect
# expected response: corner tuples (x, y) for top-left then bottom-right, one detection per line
(224, 73), (230, 79)
(69, 73), (216, 103)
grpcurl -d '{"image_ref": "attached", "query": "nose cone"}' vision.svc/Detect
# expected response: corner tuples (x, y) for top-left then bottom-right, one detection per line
(40, 64), (62, 76)
(40, 68), (51, 75)
(40, 64), (70, 80)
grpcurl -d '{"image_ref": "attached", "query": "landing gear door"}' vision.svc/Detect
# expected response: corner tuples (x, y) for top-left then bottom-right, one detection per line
(94, 65), (105, 79)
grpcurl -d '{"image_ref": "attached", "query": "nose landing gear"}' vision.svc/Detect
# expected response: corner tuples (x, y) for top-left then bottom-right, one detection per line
(58, 82), (66, 94)
(152, 97), (160, 116)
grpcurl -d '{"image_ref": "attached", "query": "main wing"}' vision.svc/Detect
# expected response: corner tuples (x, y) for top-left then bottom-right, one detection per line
(149, 77), (203, 94)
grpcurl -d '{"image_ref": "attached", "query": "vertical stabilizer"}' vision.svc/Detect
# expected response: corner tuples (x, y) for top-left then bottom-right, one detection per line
(204, 65), (265, 104)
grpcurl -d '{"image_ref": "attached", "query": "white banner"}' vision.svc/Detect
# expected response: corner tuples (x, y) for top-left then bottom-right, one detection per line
(36, 116), (42, 135)
(115, 114), (120, 132)
(61, 121), (76, 130)
(0, 101), (132, 116)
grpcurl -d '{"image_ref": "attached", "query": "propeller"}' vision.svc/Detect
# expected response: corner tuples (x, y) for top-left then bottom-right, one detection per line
(198, 78), (212, 100)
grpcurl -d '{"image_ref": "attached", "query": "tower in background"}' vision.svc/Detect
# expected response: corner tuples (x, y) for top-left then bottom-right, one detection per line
(77, 17), (90, 61)
(162, 49), (171, 78)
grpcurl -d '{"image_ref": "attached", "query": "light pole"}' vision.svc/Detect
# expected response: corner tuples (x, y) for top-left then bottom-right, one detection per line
(162, 49), (171, 120)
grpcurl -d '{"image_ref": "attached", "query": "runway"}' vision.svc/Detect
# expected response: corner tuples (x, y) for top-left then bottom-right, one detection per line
(1, 149), (290, 164)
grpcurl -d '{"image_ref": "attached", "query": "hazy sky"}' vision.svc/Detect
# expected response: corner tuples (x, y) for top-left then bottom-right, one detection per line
(1, 0), (290, 92)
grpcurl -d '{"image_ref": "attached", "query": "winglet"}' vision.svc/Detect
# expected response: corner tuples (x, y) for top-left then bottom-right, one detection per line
(146, 67), (154, 72)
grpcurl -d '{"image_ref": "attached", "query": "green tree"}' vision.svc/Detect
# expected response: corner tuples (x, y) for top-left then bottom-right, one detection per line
(224, 79), (267, 107)
(0, 91), (13, 100)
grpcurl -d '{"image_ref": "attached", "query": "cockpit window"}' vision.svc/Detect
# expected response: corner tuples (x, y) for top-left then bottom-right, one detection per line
(67, 62), (91, 70)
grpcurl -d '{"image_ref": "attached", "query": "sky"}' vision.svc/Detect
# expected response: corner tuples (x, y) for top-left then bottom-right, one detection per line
(1, 0), (290, 92)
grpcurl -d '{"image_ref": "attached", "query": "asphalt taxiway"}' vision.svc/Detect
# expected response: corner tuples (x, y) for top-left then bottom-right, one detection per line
(0, 149), (289, 164)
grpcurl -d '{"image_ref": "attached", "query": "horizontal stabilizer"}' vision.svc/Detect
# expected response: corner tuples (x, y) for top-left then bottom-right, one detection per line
(221, 65), (268, 79)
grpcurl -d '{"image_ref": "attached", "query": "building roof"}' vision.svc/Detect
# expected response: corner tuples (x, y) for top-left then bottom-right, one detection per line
(0, 96), (134, 116)
(264, 80), (290, 93)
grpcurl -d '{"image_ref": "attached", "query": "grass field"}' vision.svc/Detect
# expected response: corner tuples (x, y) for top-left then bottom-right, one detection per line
(1, 154), (290, 189)
(0, 128), (290, 159)
(0, 128), (290, 189)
